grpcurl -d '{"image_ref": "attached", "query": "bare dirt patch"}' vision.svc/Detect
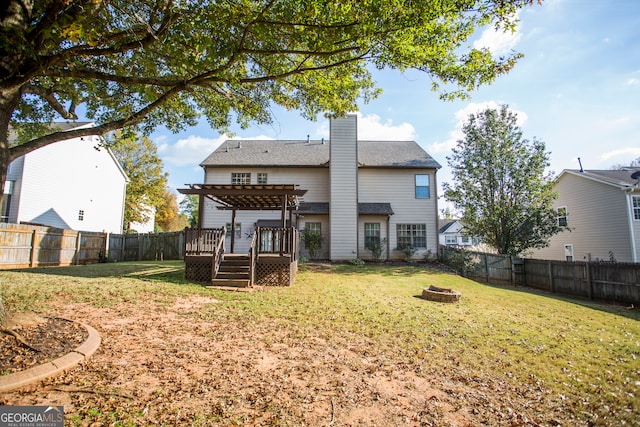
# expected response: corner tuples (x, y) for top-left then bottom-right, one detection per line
(1, 295), (543, 426)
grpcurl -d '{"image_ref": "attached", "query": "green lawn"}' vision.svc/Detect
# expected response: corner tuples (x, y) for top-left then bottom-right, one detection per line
(1, 261), (638, 425)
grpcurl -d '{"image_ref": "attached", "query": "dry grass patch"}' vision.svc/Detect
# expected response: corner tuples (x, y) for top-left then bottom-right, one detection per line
(1, 261), (638, 426)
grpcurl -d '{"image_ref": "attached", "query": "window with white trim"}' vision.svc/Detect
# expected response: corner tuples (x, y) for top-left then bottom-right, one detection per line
(415, 174), (430, 199)
(445, 235), (457, 245)
(78, 210), (85, 221)
(564, 244), (574, 262)
(231, 173), (251, 185)
(364, 223), (381, 250)
(397, 224), (426, 249)
(633, 196), (640, 221)
(257, 173), (268, 184)
(557, 206), (568, 226)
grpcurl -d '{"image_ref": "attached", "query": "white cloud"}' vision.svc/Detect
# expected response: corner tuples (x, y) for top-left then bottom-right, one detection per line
(357, 113), (416, 140)
(626, 77), (639, 86)
(157, 134), (274, 166)
(428, 102), (528, 154)
(473, 14), (522, 55)
(316, 112), (417, 140)
(600, 147), (640, 162)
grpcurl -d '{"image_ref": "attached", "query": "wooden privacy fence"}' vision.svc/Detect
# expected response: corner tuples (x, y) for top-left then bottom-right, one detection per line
(440, 246), (640, 305)
(0, 223), (185, 269)
(107, 231), (184, 262)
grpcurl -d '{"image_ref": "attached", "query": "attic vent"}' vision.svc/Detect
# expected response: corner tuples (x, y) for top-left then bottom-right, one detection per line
(306, 135), (310, 143)
(224, 146), (229, 152)
(321, 138), (325, 144)
(237, 141), (241, 149)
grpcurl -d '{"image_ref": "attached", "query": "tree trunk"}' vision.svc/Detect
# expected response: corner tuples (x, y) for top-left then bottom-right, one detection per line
(0, 295), (7, 329)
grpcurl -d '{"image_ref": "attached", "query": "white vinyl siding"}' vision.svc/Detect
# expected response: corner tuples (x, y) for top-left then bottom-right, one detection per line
(12, 131), (126, 233)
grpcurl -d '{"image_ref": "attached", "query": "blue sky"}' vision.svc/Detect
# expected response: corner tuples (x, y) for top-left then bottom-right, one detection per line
(152, 0), (640, 208)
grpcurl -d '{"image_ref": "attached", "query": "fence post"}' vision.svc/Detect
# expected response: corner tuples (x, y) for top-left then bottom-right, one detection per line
(547, 261), (555, 293)
(179, 230), (185, 259)
(138, 234), (144, 261)
(585, 255), (593, 300)
(74, 231), (82, 265)
(29, 229), (37, 267)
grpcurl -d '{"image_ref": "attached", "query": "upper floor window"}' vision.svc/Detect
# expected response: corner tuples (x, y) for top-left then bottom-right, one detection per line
(78, 210), (85, 221)
(257, 173), (268, 184)
(633, 196), (640, 220)
(557, 206), (568, 226)
(231, 173), (251, 185)
(415, 174), (430, 199)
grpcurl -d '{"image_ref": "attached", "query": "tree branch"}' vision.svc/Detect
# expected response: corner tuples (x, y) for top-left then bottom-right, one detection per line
(9, 85), (183, 160)
(22, 84), (78, 120)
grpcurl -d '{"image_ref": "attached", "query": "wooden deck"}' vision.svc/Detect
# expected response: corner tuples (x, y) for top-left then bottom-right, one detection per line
(184, 227), (299, 287)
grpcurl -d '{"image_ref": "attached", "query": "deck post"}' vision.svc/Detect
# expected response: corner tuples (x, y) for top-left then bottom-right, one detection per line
(231, 208), (237, 253)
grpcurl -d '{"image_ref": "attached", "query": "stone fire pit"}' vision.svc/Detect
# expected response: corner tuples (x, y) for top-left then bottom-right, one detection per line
(421, 285), (461, 303)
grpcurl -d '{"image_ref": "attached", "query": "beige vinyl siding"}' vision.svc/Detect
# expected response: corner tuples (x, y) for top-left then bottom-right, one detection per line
(202, 166), (330, 254)
(329, 116), (358, 260)
(204, 167), (329, 202)
(530, 173), (633, 262)
(358, 168), (438, 260)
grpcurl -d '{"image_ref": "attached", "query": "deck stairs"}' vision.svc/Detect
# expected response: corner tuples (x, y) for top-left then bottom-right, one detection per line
(211, 254), (252, 288)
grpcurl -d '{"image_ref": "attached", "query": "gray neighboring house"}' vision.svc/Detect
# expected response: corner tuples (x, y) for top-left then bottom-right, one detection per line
(528, 168), (640, 263)
(199, 115), (442, 261)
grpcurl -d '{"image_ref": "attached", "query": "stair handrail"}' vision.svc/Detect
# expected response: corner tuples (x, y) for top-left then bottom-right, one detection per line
(212, 232), (226, 280)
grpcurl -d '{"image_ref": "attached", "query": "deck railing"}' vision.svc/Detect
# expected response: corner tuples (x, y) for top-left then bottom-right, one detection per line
(184, 228), (225, 255)
(212, 232), (226, 279)
(255, 227), (298, 257)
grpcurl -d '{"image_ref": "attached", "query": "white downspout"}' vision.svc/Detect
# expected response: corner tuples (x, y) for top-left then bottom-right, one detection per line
(624, 188), (637, 262)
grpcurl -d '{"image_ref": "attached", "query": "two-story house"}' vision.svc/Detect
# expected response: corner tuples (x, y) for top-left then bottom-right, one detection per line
(4, 122), (128, 234)
(196, 115), (441, 261)
(528, 168), (640, 263)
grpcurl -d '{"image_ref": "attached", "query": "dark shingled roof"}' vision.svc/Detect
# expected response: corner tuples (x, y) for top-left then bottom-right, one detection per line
(562, 168), (640, 188)
(358, 203), (394, 215)
(299, 202), (329, 214)
(298, 202), (394, 216)
(200, 139), (441, 169)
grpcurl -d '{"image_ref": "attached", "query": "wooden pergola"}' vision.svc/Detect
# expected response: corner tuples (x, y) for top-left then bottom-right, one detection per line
(178, 184), (307, 253)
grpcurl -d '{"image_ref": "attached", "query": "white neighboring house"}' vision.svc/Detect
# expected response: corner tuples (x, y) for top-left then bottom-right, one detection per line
(438, 219), (482, 248)
(527, 168), (640, 263)
(198, 115), (442, 261)
(4, 122), (128, 233)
